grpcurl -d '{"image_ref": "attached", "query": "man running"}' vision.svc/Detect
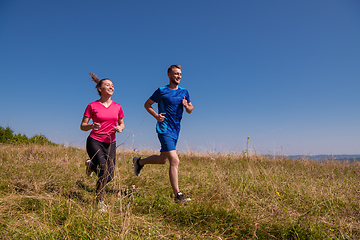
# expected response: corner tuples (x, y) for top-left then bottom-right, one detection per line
(133, 64), (194, 203)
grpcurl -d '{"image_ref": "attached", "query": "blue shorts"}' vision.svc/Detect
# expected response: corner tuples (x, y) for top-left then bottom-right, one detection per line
(158, 134), (178, 152)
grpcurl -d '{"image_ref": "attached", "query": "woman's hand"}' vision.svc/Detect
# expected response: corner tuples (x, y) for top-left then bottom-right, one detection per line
(81, 116), (101, 132)
(114, 126), (124, 133)
(114, 118), (125, 133)
(92, 122), (101, 130)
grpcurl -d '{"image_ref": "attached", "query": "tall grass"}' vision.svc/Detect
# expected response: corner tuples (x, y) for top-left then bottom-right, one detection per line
(0, 143), (359, 239)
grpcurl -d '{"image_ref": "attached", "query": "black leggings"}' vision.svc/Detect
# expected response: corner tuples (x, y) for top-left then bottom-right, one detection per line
(86, 136), (116, 201)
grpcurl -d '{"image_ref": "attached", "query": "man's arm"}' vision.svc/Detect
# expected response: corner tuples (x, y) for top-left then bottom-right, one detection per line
(182, 97), (194, 114)
(144, 98), (166, 122)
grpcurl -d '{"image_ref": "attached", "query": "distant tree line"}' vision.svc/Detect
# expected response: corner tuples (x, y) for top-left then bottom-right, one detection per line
(0, 126), (57, 145)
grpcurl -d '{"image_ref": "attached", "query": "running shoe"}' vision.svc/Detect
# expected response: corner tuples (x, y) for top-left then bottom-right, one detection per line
(98, 201), (107, 213)
(174, 192), (191, 203)
(85, 159), (93, 177)
(133, 157), (143, 177)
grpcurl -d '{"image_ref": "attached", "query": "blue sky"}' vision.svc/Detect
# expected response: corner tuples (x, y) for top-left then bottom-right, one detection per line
(1, 0), (359, 155)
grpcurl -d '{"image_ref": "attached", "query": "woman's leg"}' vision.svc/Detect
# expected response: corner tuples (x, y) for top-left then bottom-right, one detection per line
(86, 137), (116, 202)
(106, 141), (116, 184)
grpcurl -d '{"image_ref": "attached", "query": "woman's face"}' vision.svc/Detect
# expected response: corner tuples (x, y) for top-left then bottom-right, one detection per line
(98, 79), (114, 97)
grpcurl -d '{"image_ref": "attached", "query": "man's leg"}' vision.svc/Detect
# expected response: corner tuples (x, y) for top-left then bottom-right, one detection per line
(166, 150), (180, 196)
(138, 154), (168, 165)
(138, 150), (180, 196)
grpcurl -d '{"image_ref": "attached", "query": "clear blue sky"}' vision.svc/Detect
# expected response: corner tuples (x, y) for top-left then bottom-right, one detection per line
(1, 0), (359, 155)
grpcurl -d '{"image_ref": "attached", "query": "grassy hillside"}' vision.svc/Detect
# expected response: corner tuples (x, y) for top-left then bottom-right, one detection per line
(0, 144), (359, 239)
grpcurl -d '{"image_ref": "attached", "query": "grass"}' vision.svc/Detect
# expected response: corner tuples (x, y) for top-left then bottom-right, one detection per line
(0, 143), (359, 239)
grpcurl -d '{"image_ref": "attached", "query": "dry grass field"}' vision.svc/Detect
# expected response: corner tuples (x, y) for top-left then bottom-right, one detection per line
(0, 143), (359, 239)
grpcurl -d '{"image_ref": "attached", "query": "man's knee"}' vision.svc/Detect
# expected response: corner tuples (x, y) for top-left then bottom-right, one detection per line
(169, 158), (179, 167)
(158, 156), (168, 164)
(160, 152), (175, 164)
(166, 151), (180, 166)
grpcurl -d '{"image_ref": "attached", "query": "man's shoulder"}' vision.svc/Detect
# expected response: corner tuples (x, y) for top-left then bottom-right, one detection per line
(155, 85), (188, 95)
(157, 85), (169, 92)
(154, 86), (170, 94)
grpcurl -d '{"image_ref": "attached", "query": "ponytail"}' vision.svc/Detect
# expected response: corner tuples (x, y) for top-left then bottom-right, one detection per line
(89, 72), (110, 96)
(89, 72), (100, 84)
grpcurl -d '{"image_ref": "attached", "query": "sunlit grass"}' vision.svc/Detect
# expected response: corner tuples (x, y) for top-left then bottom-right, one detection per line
(0, 144), (359, 239)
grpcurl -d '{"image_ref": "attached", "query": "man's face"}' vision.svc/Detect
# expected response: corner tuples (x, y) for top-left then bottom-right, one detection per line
(168, 67), (182, 85)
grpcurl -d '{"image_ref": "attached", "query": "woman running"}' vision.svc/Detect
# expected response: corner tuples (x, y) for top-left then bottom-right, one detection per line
(80, 72), (125, 212)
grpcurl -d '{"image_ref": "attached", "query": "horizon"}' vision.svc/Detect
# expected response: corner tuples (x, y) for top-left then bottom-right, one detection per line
(3, 124), (360, 158)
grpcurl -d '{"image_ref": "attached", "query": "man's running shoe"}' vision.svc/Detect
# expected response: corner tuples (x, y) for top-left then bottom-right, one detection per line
(174, 192), (191, 203)
(133, 157), (143, 177)
(85, 159), (93, 177)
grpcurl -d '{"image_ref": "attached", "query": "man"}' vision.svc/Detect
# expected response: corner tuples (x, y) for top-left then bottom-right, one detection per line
(133, 64), (194, 203)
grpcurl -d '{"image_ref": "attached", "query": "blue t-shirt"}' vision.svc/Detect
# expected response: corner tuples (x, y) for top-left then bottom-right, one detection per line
(150, 85), (191, 137)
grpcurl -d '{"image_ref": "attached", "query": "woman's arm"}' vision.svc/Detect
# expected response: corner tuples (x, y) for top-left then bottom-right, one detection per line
(80, 116), (100, 131)
(114, 118), (125, 133)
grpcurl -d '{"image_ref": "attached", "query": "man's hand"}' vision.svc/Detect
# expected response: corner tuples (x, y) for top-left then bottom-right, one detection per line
(156, 113), (166, 122)
(182, 97), (193, 113)
(182, 97), (190, 108)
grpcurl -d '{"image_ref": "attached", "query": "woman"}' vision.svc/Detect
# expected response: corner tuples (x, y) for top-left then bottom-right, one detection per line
(80, 72), (125, 212)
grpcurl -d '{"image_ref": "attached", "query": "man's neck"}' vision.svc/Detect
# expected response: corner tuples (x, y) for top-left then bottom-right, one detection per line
(168, 83), (179, 90)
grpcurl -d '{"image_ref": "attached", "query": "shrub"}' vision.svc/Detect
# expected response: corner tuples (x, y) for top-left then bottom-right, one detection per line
(0, 126), (57, 145)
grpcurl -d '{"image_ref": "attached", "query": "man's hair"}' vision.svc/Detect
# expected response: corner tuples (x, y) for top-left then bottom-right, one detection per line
(167, 64), (181, 74)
